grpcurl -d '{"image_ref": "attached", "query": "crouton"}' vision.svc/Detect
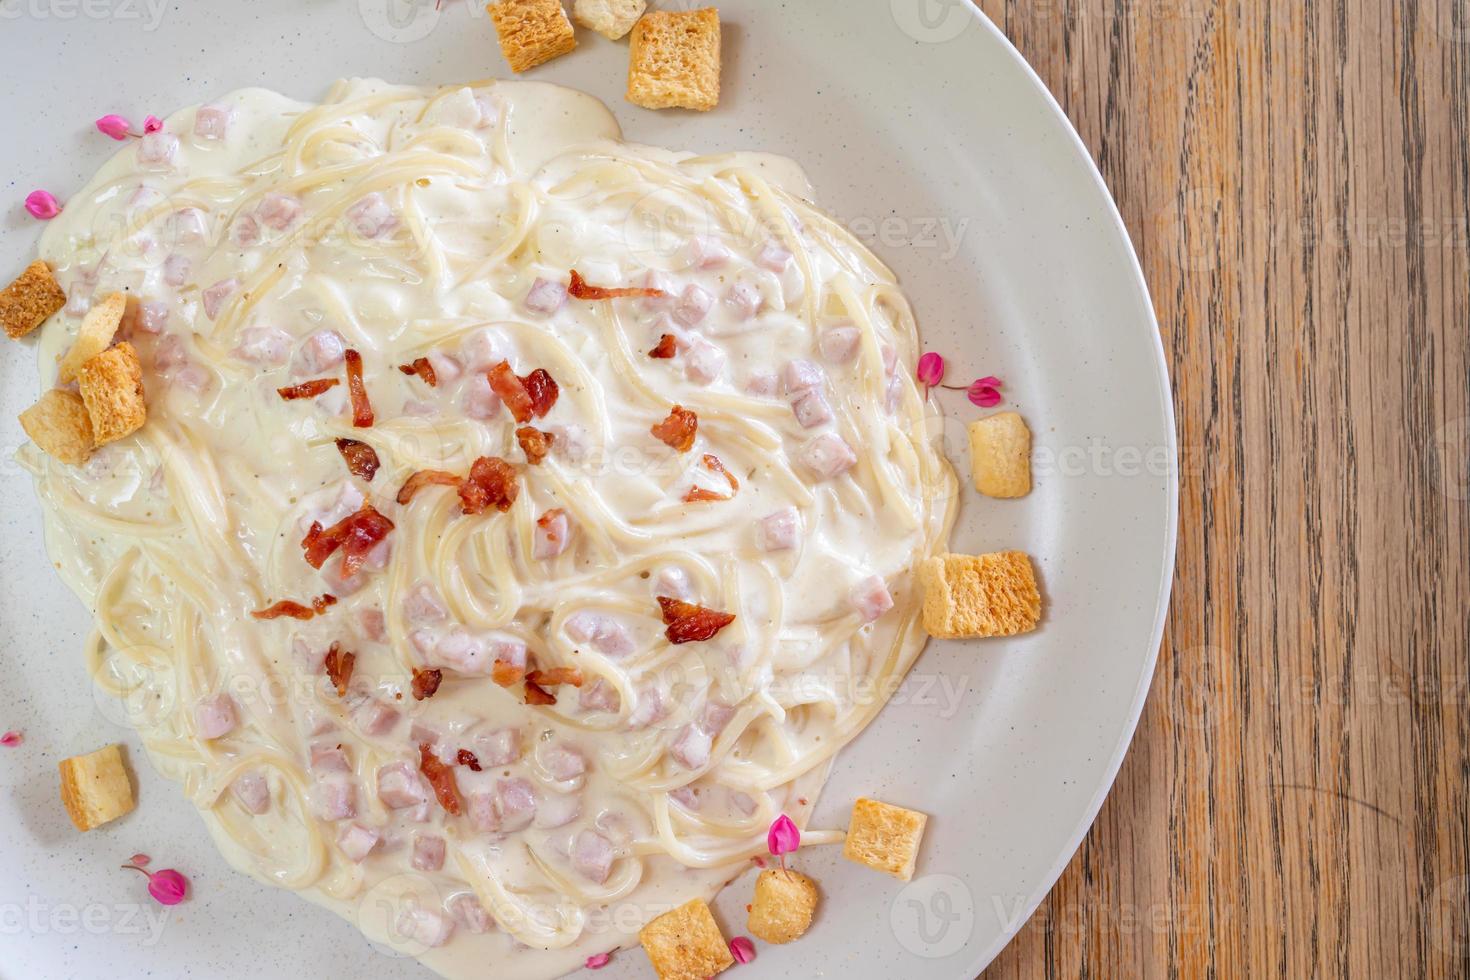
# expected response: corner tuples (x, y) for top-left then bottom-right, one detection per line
(748, 868), (818, 944)
(627, 8), (721, 111)
(969, 411), (1032, 498)
(918, 551), (1041, 639)
(1, 260), (67, 340)
(639, 897), (734, 979)
(19, 389), (96, 465)
(59, 744), (135, 831)
(57, 291), (127, 384)
(488, 0), (577, 73)
(573, 0), (644, 39)
(77, 342), (147, 445)
(842, 797), (928, 881)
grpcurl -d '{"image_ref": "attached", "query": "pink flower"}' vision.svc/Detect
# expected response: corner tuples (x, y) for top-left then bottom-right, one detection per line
(585, 952), (612, 969)
(0, 731), (21, 747)
(916, 352), (945, 389)
(96, 114), (133, 140)
(121, 863), (189, 905)
(767, 813), (800, 857)
(143, 115), (164, 134)
(968, 375), (1003, 408)
(24, 190), (61, 220)
(129, 853), (151, 867)
(729, 936), (756, 964)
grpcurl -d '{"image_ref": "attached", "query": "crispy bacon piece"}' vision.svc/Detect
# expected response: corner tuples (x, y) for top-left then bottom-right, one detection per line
(397, 357), (438, 387)
(657, 595), (736, 644)
(521, 368), (559, 418)
(301, 503), (395, 579)
(313, 594), (339, 615)
(524, 680), (558, 706)
(397, 469), (462, 505)
(335, 438), (380, 481)
(651, 405), (698, 452)
(323, 642), (356, 697)
(277, 378), (339, 400)
(488, 361), (534, 423)
(419, 742), (460, 815)
(568, 268), (667, 301)
(491, 657), (526, 688)
(516, 426), (555, 465)
(412, 668), (443, 701)
(456, 749), (482, 772)
(526, 667), (584, 688)
(648, 333), (678, 359)
(252, 593), (338, 620)
(344, 348), (374, 427)
(683, 453), (740, 502)
(458, 456), (519, 515)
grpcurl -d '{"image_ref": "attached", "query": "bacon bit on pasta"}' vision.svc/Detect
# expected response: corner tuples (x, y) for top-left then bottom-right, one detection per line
(419, 743), (461, 815)
(488, 361), (534, 423)
(301, 503), (396, 579)
(568, 268), (667, 301)
(683, 453), (740, 502)
(657, 596), (737, 644)
(516, 426), (555, 465)
(335, 438), (380, 481)
(526, 667), (584, 688)
(648, 334), (678, 359)
(491, 657), (526, 688)
(524, 679), (558, 706)
(277, 378), (339, 400)
(252, 593), (338, 620)
(651, 405), (698, 452)
(397, 357), (438, 387)
(397, 469), (462, 505)
(521, 368), (559, 418)
(456, 749), (482, 771)
(323, 642), (355, 697)
(313, 593), (339, 614)
(411, 668), (443, 701)
(459, 456), (519, 515)
(344, 348), (374, 427)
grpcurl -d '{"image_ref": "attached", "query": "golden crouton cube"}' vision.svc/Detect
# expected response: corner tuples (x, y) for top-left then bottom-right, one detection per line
(843, 797), (928, 881)
(747, 868), (818, 944)
(57, 290), (127, 384)
(19, 388), (96, 465)
(573, 0), (644, 39)
(78, 341), (147, 445)
(627, 8), (721, 111)
(59, 744), (136, 831)
(1, 259), (67, 340)
(639, 897), (734, 980)
(488, 0), (577, 73)
(969, 412), (1032, 498)
(918, 551), (1041, 639)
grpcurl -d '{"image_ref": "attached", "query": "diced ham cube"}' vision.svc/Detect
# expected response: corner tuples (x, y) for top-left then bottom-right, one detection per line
(346, 193), (398, 238)
(489, 636), (527, 673)
(533, 509), (570, 559)
(549, 423), (590, 463)
(757, 507), (801, 552)
(744, 372), (778, 397)
(820, 325), (861, 364)
(641, 270), (675, 311)
(431, 626), (489, 674)
(724, 281), (762, 319)
(337, 822), (380, 862)
(579, 678), (621, 713)
(173, 363), (213, 393)
(314, 775), (357, 820)
(404, 583), (448, 624)
(564, 612), (634, 658)
(799, 432), (858, 480)
(358, 607), (387, 642)
(670, 724), (712, 770)
(258, 192), (303, 231)
(137, 301), (169, 334)
(782, 359), (825, 395)
(683, 336), (726, 385)
(524, 277), (567, 315)
(232, 324), (293, 366)
(540, 744), (586, 782)
(396, 906), (454, 947)
(378, 761), (431, 809)
(688, 236), (731, 270)
(163, 254), (191, 287)
(138, 131), (179, 169)
(449, 894), (492, 933)
(412, 834), (446, 872)
(700, 701), (734, 735)
(354, 699), (401, 736)
(231, 213), (261, 247)
(571, 830), (615, 884)
(194, 693), (238, 740)
(467, 791), (500, 833)
(652, 565), (693, 600)
(310, 742), (350, 773)
(849, 574), (895, 622)
(194, 103), (233, 140)
(534, 791), (581, 829)
(463, 375), (501, 420)
(474, 727), (523, 767)
(670, 786), (701, 810)
(497, 778), (537, 832)
(202, 278), (238, 319)
(154, 334), (189, 372)
(791, 388), (833, 428)
(297, 329), (346, 374)
(627, 687), (665, 729)
(461, 329), (505, 371)
(427, 350), (463, 384)
(672, 284), (714, 327)
(757, 241), (793, 272)
(231, 771), (271, 815)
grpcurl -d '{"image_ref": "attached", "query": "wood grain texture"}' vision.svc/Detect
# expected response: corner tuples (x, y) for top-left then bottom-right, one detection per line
(974, 0), (1470, 976)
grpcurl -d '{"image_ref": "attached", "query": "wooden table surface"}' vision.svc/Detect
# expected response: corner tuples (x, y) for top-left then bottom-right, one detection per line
(969, 1), (1470, 976)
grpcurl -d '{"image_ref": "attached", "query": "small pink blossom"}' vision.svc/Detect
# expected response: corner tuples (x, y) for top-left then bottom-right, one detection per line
(143, 115), (164, 134)
(767, 813), (800, 857)
(916, 352), (945, 389)
(122, 863), (189, 905)
(585, 952), (612, 969)
(24, 190), (61, 220)
(96, 114), (133, 140)
(0, 731), (21, 747)
(729, 936), (756, 964)
(129, 853), (151, 867)
(968, 375), (1003, 408)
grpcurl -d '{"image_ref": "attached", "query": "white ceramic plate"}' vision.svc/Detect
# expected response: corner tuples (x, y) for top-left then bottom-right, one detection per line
(0, 2), (1175, 977)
